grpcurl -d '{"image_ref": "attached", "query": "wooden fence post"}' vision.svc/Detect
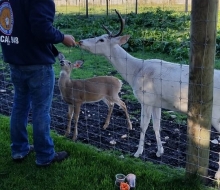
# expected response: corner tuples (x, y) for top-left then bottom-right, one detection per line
(135, 0), (138, 14)
(86, 0), (88, 18)
(186, 0), (218, 180)
(185, 0), (188, 12)
(106, 0), (109, 16)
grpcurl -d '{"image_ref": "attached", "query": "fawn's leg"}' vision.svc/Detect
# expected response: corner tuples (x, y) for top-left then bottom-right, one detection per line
(72, 102), (81, 141)
(117, 99), (132, 130)
(102, 99), (114, 130)
(65, 105), (74, 137)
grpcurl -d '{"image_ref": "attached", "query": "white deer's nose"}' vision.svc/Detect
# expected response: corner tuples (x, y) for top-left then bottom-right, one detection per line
(78, 41), (83, 46)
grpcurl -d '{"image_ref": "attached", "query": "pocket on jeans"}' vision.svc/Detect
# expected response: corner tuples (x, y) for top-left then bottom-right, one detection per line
(41, 66), (54, 87)
(30, 66), (52, 87)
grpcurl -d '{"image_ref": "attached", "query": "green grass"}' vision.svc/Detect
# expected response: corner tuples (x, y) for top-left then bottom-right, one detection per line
(0, 7), (219, 190)
(0, 115), (214, 190)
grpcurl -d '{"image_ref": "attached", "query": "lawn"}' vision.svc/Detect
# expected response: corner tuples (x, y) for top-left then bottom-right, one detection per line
(0, 5), (219, 190)
(0, 115), (214, 190)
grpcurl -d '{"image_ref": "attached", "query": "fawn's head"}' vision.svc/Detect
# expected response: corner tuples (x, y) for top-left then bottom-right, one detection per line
(58, 52), (84, 73)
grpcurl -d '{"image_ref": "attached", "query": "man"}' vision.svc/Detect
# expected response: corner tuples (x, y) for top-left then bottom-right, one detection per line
(0, 0), (76, 166)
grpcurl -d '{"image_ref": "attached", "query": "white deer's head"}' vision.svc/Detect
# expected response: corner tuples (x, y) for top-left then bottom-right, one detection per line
(79, 10), (130, 57)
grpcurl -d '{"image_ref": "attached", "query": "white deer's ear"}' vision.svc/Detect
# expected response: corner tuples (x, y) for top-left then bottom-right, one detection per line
(73, 60), (84, 68)
(119, 35), (130, 46)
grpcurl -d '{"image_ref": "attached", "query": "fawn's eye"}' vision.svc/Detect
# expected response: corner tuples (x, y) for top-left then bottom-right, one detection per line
(60, 61), (64, 66)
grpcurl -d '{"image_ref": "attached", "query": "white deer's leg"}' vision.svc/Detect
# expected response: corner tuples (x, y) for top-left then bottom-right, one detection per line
(65, 105), (74, 137)
(212, 117), (220, 179)
(152, 107), (163, 157)
(215, 153), (220, 179)
(134, 105), (153, 157)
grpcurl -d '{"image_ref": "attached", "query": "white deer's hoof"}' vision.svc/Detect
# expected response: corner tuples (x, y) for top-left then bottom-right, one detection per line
(156, 151), (162, 157)
(134, 152), (141, 158)
(103, 124), (108, 130)
(215, 170), (220, 180)
(128, 122), (132, 130)
(156, 147), (164, 157)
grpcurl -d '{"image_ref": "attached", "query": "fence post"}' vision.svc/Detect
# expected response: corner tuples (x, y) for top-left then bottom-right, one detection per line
(135, 0), (138, 14)
(185, 0), (188, 12)
(186, 0), (218, 180)
(106, 0), (109, 16)
(86, 0), (88, 18)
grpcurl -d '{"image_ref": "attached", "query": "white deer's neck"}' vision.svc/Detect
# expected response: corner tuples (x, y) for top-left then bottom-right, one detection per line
(106, 45), (143, 86)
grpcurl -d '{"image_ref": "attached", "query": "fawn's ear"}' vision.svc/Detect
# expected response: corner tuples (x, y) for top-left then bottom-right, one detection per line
(73, 60), (84, 68)
(58, 52), (65, 62)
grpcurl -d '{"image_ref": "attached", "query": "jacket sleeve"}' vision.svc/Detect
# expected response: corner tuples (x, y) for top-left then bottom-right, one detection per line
(28, 0), (64, 44)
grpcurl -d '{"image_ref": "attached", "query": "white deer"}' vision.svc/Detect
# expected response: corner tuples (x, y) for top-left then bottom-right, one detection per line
(78, 10), (220, 179)
(58, 52), (132, 141)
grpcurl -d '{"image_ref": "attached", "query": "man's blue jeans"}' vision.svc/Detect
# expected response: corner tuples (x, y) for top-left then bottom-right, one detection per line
(9, 64), (55, 165)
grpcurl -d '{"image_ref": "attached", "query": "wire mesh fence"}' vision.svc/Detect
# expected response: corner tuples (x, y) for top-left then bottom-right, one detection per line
(0, 1), (220, 188)
(54, 0), (192, 18)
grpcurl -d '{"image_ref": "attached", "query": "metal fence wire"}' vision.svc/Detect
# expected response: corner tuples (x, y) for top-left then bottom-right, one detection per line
(0, 0), (220, 188)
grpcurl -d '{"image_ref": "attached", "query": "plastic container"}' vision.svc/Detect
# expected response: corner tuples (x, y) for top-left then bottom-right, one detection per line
(115, 173), (126, 187)
(126, 173), (136, 188)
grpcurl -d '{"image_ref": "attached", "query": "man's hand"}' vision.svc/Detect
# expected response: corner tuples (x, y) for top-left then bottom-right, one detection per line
(62, 35), (76, 47)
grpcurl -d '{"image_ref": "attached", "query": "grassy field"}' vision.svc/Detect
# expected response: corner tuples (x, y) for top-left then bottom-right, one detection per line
(0, 6), (219, 190)
(0, 115), (215, 190)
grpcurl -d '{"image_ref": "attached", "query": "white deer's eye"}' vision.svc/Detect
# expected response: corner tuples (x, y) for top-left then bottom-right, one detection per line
(96, 39), (104, 43)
